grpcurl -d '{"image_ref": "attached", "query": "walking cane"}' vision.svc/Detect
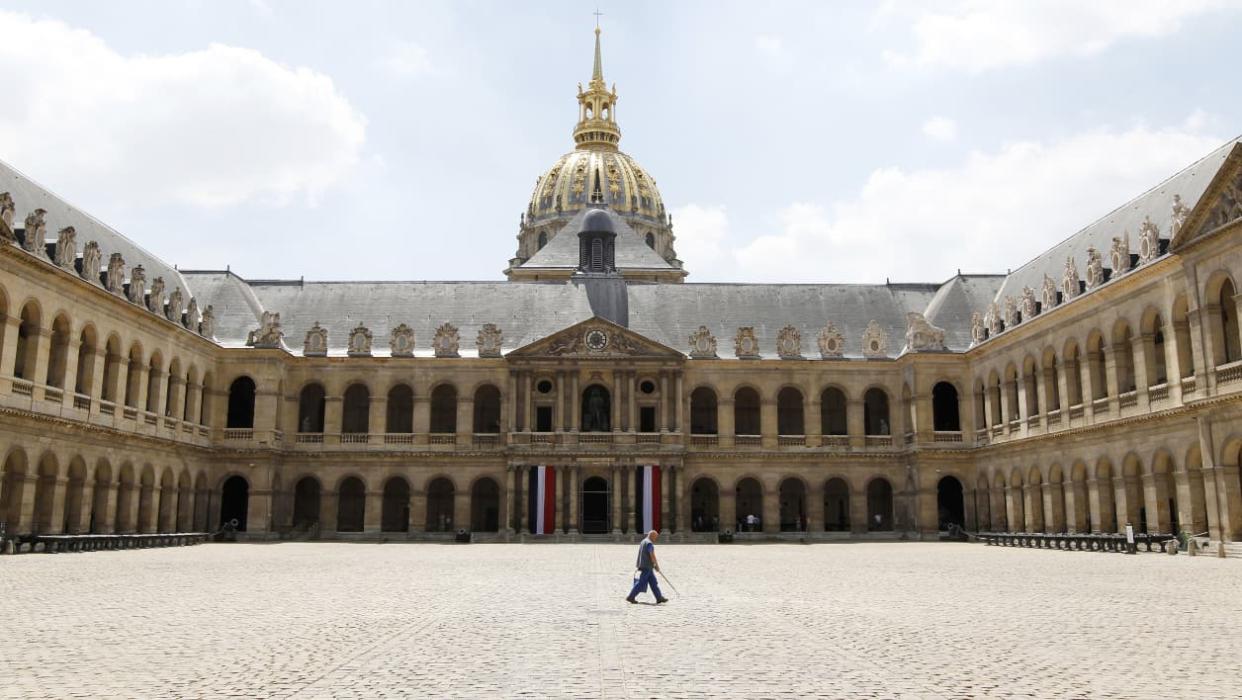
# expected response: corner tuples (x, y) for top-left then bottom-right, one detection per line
(657, 568), (680, 596)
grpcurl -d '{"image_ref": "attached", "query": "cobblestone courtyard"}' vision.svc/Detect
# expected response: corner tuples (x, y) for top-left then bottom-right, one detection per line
(2, 543), (1239, 699)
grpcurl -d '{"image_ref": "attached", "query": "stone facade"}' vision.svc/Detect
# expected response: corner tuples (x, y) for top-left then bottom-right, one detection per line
(1, 29), (1241, 551)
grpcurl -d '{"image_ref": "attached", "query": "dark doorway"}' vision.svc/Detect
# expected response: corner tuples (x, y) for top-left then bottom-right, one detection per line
(336, 477), (365, 532)
(471, 478), (500, 532)
(382, 477), (410, 532)
(292, 476), (320, 527)
(226, 377), (256, 429)
(867, 478), (894, 531)
(219, 475), (249, 531)
(535, 405), (553, 432)
(824, 478), (850, 531)
(690, 478), (719, 532)
(779, 478), (806, 531)
(932, 382), (961, 431)
(426, 477), (454, 531)
(581, 476), (610, 533)
(736, 477), (763, 531)
(937, 475), (965, 529)
(639, 406), (656, 433)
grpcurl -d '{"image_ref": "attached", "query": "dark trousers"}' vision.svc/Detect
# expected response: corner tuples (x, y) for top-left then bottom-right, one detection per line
(628, 568), (664, 600)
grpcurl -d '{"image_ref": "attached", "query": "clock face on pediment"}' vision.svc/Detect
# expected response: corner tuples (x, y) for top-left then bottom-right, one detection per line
(584, 329), (609, 351)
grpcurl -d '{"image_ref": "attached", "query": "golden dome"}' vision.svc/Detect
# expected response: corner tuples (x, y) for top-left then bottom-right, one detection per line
(527, 148), (666, 224)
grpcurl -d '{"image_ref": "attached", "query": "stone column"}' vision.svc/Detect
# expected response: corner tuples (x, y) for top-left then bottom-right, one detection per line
(455, 397), (473, 447)
(806, 392), (823, 447)
(627, 371), (637, 432)
(660, 465), (672, 534)
(760, 398), (778, 449)
(524, 372), (534, 432)
(507, 371), (519, 433)
(320, 484), (337, 533)
(363, 490), (382, 533)
(1102, 344), (1121, 412)
(610, 465), (622, 534)
(554, 464), (566, 533)
(554, 371), (564, 432)
(167, 377), (185, 420)
(453, 488), (470, 533)
(569, 374), (580, 433)
(412, 395), (430, 444)
(762, 482), (779, 534)
(324, 395), (344, 444)
(674, 374), (684, 434)
(368, 395), (388, 436)
(248, 489), (272, 534)
(720, 480), (737, 534)
(1081, 353), (1099, 421)
(624, 467), (636, 533)
(1046, 482), (1066, 532)
(0, 316), (21, 389)
(568, 465), (580, 534)
(76, 479), (96, 534)
(504, 465), (516, 533)
(61, 335), (82, 405)
(850, 487), (868, 534)
(718, 398), (735, 447)
(847, 399), (866, 448)
(659, 373), (670, 431)
(30, 328), (52, 400)
(516, 466), (528, 534)
(807, 478), (825, 532)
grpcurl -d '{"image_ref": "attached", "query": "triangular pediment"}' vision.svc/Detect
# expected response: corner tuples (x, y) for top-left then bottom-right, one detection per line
(1175, 143), (1242, 249)
(507, 316), (682, 360)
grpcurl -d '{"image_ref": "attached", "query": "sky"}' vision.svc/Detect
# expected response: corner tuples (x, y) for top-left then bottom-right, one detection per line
(1, 0), (1240, 284)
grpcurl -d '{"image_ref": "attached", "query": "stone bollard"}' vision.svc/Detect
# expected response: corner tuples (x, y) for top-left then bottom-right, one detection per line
(1187, 538), (1198, 556)
(1166, 539), (1178, 556)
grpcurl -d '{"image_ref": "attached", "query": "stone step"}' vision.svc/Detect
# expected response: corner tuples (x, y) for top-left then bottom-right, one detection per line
(1221, 543), (1242, 559)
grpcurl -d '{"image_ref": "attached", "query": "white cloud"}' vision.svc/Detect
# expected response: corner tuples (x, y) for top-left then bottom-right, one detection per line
(0, 10), (366, 209)
(671, 204), (729, 271)
(922, 116), (958, 142)
(730, 117), (1224, 283)
(754, 34), (794, 72)
(378, 41), (433, 78)
(881, 0), (1233, 72)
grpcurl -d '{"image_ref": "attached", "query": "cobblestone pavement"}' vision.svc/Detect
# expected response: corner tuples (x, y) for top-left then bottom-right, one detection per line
(2, 542), (1239, 699)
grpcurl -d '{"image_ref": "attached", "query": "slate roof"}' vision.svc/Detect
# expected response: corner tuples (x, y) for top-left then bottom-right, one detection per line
(519, 207), (680, 272)
(0, 158), (192, 299)
(994, 137), (1242, 305)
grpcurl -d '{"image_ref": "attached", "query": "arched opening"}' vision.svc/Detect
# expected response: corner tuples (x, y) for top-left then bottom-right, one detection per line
(932, 382), (960, 431)
(973, 380), (987, 432)
(470, 477), (500, 532)
(219, 475), (249, 532)
(1041, 348), (1061, 413)
(226, 376), (256, 429)
(581, 384), (611, 432)
(1217, 278), (1240, 364)
(581, 475), (611, 533)
(1094, 461), (1116, 533)
(429, 385), (457, 433)
(164, 359), (180, 416)
(779, 478), (806, 531)
(115, 464), (135, 533)
(32, 453), (59, 533)
(1113, 321), (1136, 393)
(734, 387), (760, 436)
(1026, 469), (1045, 532)
(101, 335), (122, 402)
(336, 477), (365, 532)
(937, 476), (965, 529)
(426, 477), (455, 531)
(777, 388), (804, 435)
(73, 327), (96, 397)
(90, 461), (111, 534)
(199, 372), (214, 427)
(645, 232), (655, 249)
(1022, 356), (1040, 417)
(821, 387), (847, 436)
(867, 478), (894, 531)
(175, 471), (193, 532)
(824, 478), (850, 531)
(689, 387), (718, 434)
(1064, 340), (1084, 406)
(1172, 295), (1195, 378)
(537, 231), (547, 250)
(689, 477), (719, 532)
(137, 467), (156, 534)
(123, 344), (143, 407)
(0, 450), (30, 533)
(341, 383), (370, 434)
(736, 477), (763, 531)
(13, 302), (41, 380)
(863, 388), (890, 435)
(386, 384), (414, 433)
(1087, 332), (1108, 400)
(473, 385), (502, 434)
(1004, 364), (1020, 420)
(1144, 311), (1169, 385)
(292, 476), (321, 528)
(145, 353), (163, 413)
(46, 314), (71, 388)
(989, 372), (1003, 426)
(298, 383), (326, 433)
(157, 469), (177, 532)
(381, 477), (410, 532)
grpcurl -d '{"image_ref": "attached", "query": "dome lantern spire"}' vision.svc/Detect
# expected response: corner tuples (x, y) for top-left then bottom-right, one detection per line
(573, 24), (621, 151)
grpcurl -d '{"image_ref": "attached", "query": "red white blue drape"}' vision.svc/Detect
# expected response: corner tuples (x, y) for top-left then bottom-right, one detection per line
(528, 465), (556, 535)
(635, 464), (661, 533)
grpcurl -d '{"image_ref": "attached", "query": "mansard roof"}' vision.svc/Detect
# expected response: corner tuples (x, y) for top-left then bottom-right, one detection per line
(0, 158), (192, 299)
(994, 136), (1242, 306)
(179, 272), (1003, 358)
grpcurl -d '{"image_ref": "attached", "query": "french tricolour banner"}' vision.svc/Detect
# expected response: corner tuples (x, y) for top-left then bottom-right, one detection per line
(528, 465), (556, 535)
(635, 464), (661, 533)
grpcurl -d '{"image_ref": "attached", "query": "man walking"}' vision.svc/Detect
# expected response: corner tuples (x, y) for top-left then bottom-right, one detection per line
(626, 530), (668, 604)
